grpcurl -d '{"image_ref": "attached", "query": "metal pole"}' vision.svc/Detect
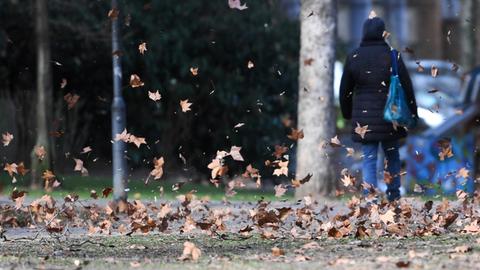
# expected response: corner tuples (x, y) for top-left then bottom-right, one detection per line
(111, 0), (127, 201)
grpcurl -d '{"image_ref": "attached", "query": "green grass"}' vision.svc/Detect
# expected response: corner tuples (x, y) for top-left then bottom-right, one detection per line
(0, 175), (293, 202)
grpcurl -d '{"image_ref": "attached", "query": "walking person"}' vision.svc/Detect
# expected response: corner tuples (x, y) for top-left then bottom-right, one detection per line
(339, 16), (418, 202)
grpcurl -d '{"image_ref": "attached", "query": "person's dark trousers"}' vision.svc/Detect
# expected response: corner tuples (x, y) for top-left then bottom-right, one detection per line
(361, 140), (401, 201)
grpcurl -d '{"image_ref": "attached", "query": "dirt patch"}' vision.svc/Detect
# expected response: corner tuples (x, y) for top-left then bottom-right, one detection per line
(0, 233), (479, 270)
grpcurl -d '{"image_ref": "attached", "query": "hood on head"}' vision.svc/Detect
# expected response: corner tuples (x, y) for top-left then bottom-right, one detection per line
(362, 17), (386, 41)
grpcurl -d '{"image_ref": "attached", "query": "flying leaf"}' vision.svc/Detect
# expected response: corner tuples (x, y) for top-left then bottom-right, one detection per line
(102, 187), (113, 198)
(273, 145), (288, 159)
(274, 184), (287, 197)
(81, 146), (92, 154)
(150, 157), (165, 180)
(42, 170), (55, 182)
(4, 163), (18, 177)
(247, 60), (254, 69)
(17, 162), (29, 176)
(234, 123), (245, 128)
(330, 135), (342, 147)
(129, 74), (144, 88)
(60, 78), (67, 89)
(207, 158), (228, 179)
(34, 146), (47, 161)
(190, 67), (198, 76)
(273, 160), (289, 177)
(456, 167), (469, 178)
(384, 171), (393, 184)
(287, 128), (304, 141)
(291, 173), (312, 188)
(229, 146), (244, 161)
(354, 123), (370, 139)
(107, 8), (119, 19)
(73, 158), (89, 176)
(304, 58), (314, 66)
(180, 99), (192, 112)
(431, 65), (438, 78)
(346, 147), (355, 157)
(2, 132), (13, 146)
(138, 42), (147, 55)
(148, 90), (161, 102)
(340, 174), (355, 187)
(129, 135), (147, 148)
(228, 0), (248, 10)
(64, 93), (80, 110)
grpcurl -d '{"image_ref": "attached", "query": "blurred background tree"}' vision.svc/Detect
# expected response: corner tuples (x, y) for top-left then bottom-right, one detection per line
(0, 0), (300, 183)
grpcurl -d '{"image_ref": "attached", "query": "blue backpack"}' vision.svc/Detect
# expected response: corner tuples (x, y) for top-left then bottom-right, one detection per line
(383, 49), (417, 129)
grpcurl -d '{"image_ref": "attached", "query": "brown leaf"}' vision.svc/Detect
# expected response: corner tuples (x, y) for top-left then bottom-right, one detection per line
(102, 187), (113, 198)
(64, 93), (80, 110)
(73, 158), (88, 176)
(431, 65), (439, 78)
(229, 146), (244, 161)
(107, 8), (119, 19)
(396, 261), (410, 268)
(327, 227), (343, 239)
(189, 67), (198, 76)
(42, 170), (55, 182)
(180, 99), (192, 112)
(291, 173), (313, 188)
(228, 0), (248, 10)
(287, 128), (304, 141)
(454, 245), (471, 253)
(340, 174), (355, 187)
(380, 209), (396, 224)
(150, 157), (165, 180)
(138, 42), (147, 55)
(81, 146), (92, 154)
(4, 163), (17, 177)
(207, 158), (228, 179)
(354, 122), (370, 139)
(34, 146), (47, 161)
(274, 184), (287, 197)
(456, 167), (469, 178)
(273, 160), (289, 177)
(2, 132), (13, 146)
(129, 135), (147, 148)
(330, 135), (342, 147)
(384, 171), (393, 184)
(271, 247), (285, 256)
(129, 74), (144, 88)
(179, 241), (201, 261)
(17, 162), (29, 176)
(60, 78), (67, 89)
(273, 145), (288, 159)
(303, 58), (314, 66)
(148, 90), (161, 102)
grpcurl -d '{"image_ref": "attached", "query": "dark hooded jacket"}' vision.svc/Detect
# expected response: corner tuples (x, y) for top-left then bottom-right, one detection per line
(339, 17), (418, 143)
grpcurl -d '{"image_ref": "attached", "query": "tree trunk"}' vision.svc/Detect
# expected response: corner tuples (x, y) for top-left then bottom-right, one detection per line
(31, 0), (53, 188)
(295, 0), (336, 198)
(461, 0), (476, 71)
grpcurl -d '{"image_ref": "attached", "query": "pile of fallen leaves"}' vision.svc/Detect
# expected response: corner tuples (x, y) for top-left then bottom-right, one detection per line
(4, 189), (480, 244)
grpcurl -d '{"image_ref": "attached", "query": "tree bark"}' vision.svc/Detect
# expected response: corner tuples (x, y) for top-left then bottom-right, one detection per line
(31, 0), (53, 188)
(295, 0), (336, 198)
(461, 0), (476, 71)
